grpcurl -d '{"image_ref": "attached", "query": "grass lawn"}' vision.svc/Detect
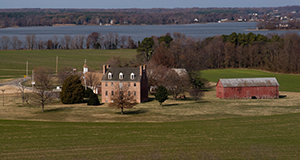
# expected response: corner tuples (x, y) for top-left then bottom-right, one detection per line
(0, 49), (137, 79)
(1, 113), (300, 159)
(2, 64), (300, 158)
(201, 68), (300, 92)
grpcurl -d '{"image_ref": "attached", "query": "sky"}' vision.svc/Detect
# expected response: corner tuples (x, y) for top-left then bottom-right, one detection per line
(0, 0), (299, 9)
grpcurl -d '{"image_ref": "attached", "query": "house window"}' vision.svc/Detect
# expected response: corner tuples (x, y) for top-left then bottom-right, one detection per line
(105, 91), (108, 96)
(130, 73), (135, 80)
(128, 91), (130, 96)
(111, 91), (114, 96)
(105, 83), (107, 87)
(134, 91), (136, 96)
(106, 100), (108, 103)
(119, 83), (123, 89)
(108, 72), (112, 79)
(128, 83), (130, 87)
(134, 83), (136, 87)
(111, 82), (113, 87)
(119, 72), (124, 80)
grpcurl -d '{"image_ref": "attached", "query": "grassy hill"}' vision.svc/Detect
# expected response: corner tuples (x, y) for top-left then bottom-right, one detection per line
(201, 69), (300, 92)
(0, 49), (137, 79)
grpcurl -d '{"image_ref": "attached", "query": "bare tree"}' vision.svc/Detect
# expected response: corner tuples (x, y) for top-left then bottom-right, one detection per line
(71, 36), (78, 49)
(108, 84), (137, 115)
(25, 34), (36, 49)
(46, 39), (53, 49)
(151, 44), (175, 68)
(114, 33), (120, 49)
(189, 88), (203, 102)
(37, 38), (45, 50)
(60, 37), (66, 49)
(63, 35), (72, 49)
(11, 36), (23, 50)
(1, 36), (11, 50)
(162, 69), (190, 100)
(52, 35), (59, 49)
(18, 85), (29, 107)
(120, 35), (127, 48)
(146, 62), (169, 89)
(83, 71), (102, 90)
(106, 56), (122, 67)
(78, 35), (85, 49)
(58, 66), (75, 84)
(31, 67), (54, 113)
(126, 36), (136, 49)
(87, 32), (101, 49)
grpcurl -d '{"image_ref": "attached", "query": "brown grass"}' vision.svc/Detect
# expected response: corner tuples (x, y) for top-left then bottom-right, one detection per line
(0, 84), (300, 122)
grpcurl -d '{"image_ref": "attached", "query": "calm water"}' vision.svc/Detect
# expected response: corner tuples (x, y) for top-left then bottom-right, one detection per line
(1, 22), (300, 42)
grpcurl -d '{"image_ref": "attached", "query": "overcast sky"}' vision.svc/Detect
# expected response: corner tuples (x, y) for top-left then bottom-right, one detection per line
(1, 0), (299, 8)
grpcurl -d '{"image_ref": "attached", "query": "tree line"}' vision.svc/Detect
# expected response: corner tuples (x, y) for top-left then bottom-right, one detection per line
(0, 6), (299, 27)
(134, 32), (300, 75)
(2, 31), (300, 75)
(0, 32), (137, 50)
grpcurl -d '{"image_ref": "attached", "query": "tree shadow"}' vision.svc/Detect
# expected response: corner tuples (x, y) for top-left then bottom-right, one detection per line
(194, 100), (210, 103)
(162, 104), (179, 107)
(147, 97), (155, 102)
(87, 103), (104, 106)
(44, 107), (74, 113)
(279, 95), (287, 98)
(176, 97), (195, 101)
(114, 109), (148, 115)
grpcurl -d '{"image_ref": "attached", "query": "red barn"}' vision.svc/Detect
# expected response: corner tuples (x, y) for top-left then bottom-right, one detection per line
(216, 78), (279, 99)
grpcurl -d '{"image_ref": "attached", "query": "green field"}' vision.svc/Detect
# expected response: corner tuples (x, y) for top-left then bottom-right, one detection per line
(0, 49), (136, 79)
(2, 51), (300, 159)
(202, 69), (300, 92)
(1, 113), (299, 159)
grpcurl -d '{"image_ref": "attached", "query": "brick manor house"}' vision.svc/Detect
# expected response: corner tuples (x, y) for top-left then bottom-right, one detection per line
(101, 64), (148, 103)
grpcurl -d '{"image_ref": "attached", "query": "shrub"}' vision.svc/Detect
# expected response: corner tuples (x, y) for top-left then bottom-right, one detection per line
(88, 93), (100, 105)
(84, 88), (93, 98)
(155, 86), (168, 106)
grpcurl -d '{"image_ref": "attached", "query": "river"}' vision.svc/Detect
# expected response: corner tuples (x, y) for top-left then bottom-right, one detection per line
(1, 22), (300, 42)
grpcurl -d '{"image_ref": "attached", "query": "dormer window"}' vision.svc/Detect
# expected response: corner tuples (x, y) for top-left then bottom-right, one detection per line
(119, 72), (124, 80)
(108, 72), (112, 79)
(130, 73), (135, 80)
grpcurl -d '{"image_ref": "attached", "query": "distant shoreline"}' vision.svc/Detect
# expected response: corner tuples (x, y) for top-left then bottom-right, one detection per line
(247, 29), (269, 31)
(247, 28), (300, 31)
(52, 24), (77, 27)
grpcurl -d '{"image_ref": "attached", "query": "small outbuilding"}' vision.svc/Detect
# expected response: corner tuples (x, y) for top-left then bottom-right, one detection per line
(216, 77), (279, 99)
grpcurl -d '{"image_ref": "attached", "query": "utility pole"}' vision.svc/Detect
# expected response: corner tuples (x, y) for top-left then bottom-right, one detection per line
(26, 61), (28, 79)
(1, 90), (5, 106)
(56, 56), (58, 74)
(31, 70), (35, 88)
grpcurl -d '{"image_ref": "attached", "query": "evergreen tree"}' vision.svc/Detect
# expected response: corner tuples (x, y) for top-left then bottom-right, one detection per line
(84, 88), (93, 98)
(155, 86), (168, 106)
(61, 75), (84, 104)
(137, 37), (154, 61)
(88, 93), (100, 105)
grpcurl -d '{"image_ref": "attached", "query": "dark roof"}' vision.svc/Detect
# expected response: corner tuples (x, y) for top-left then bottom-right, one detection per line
(218, 77), (279, 87)
(101, 67), (142, 82)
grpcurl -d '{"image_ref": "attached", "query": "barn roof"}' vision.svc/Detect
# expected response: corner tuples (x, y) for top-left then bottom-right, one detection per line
(218, 77), (279, 87)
